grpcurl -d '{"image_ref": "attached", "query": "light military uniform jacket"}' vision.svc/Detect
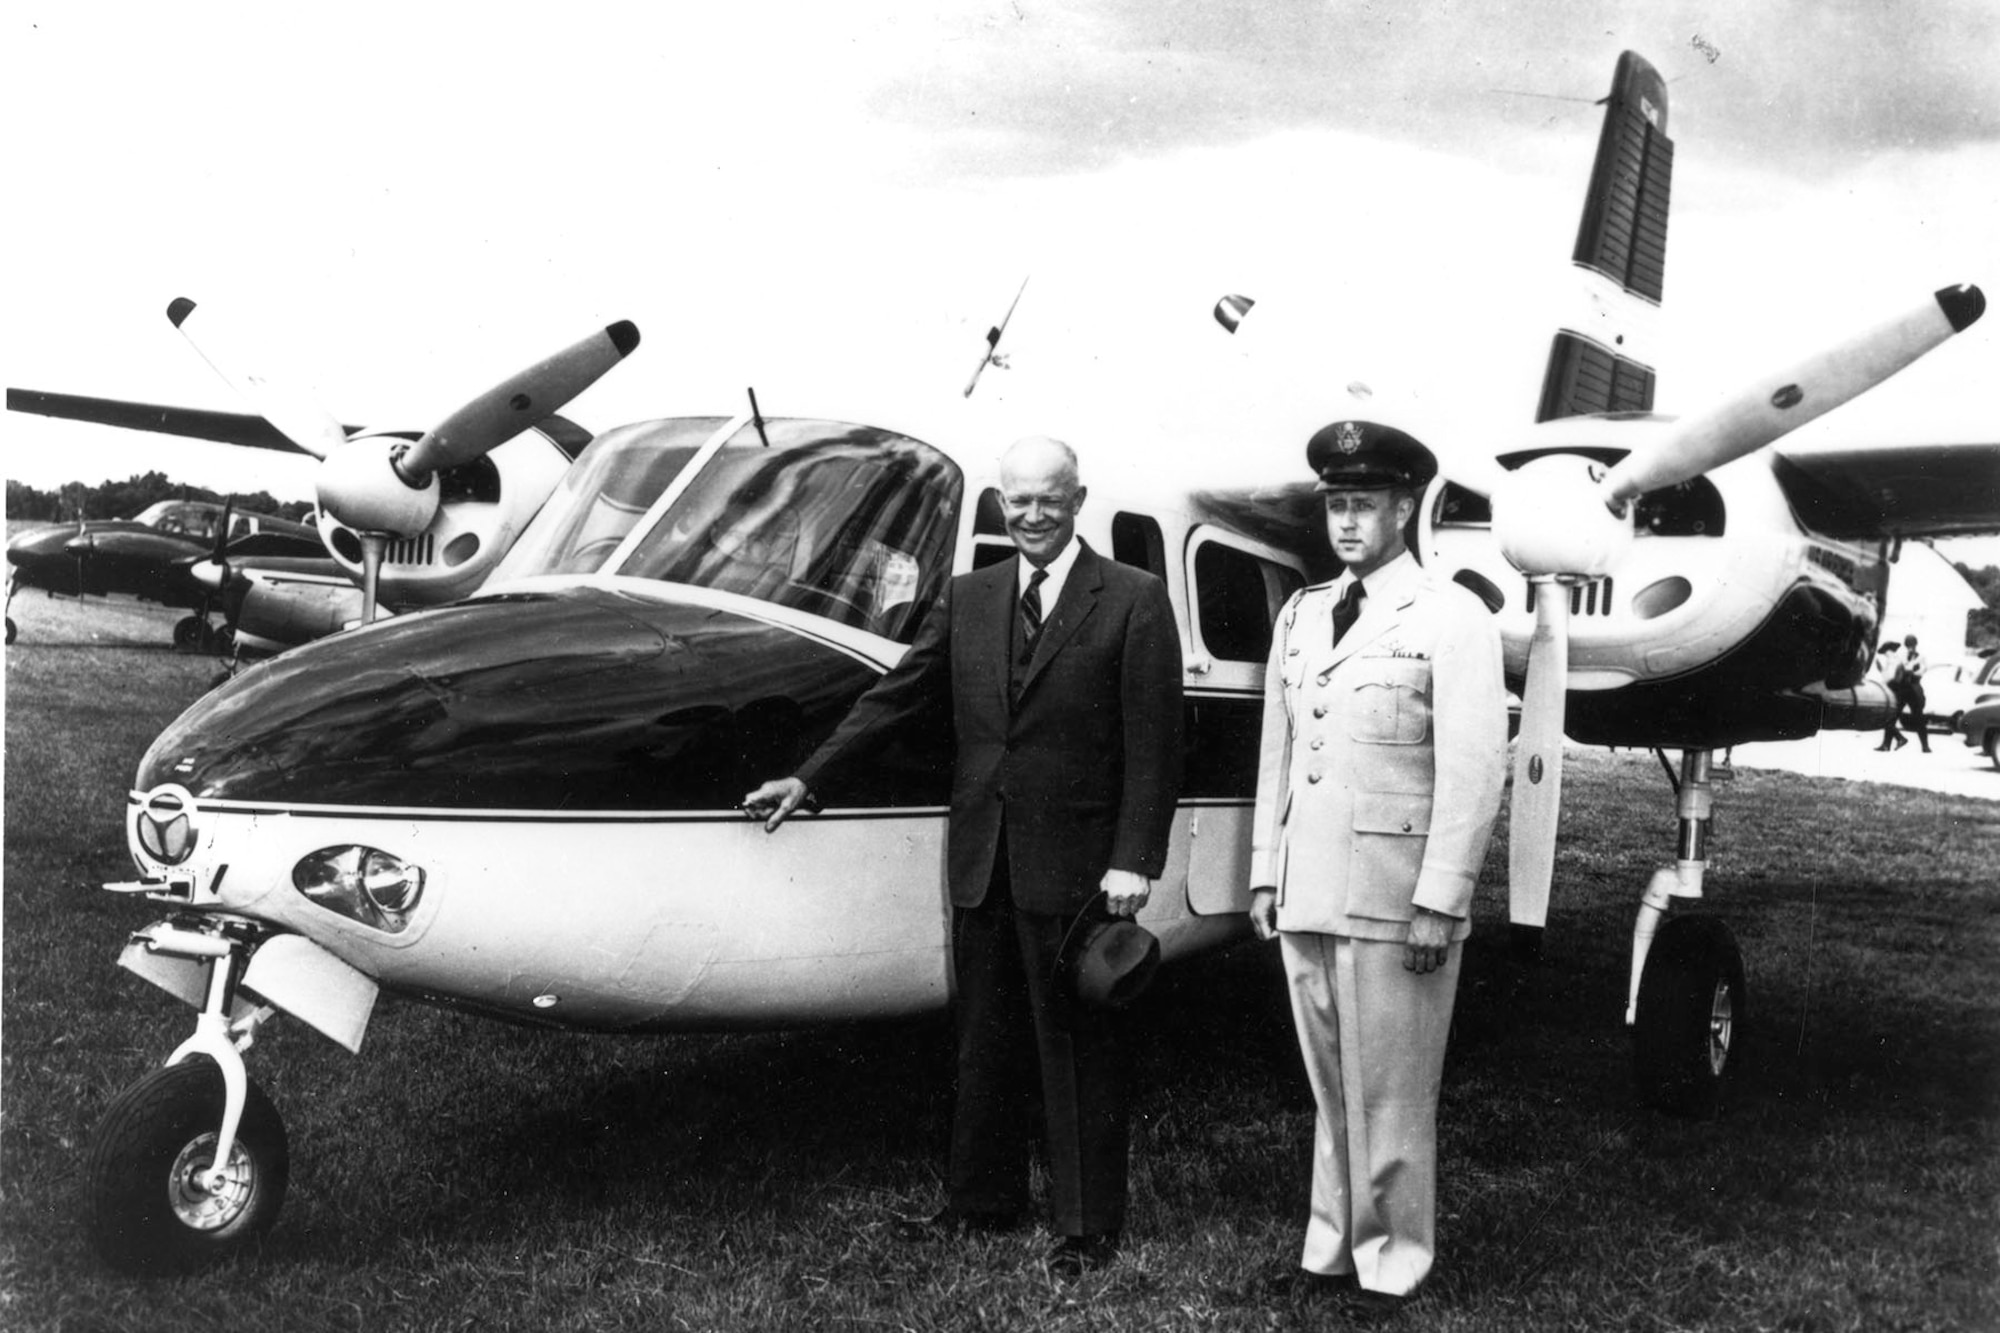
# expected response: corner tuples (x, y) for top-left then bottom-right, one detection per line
(1250, 551), (1506, 942)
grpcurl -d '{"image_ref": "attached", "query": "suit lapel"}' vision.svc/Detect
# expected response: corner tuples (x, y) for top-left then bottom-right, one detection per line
(976, 558), (1022, 714)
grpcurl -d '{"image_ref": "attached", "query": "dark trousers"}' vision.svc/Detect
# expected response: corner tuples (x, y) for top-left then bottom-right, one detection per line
(947, 850), (1130, 1237)
(1899, 687), (1931, 749)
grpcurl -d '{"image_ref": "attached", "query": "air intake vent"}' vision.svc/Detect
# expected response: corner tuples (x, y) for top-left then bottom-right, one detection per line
(1525, 578), (1615, 618)
(386, 535), (435, 567)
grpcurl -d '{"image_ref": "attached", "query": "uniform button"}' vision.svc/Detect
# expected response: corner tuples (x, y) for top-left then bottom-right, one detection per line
(1312, 705), (1328, 719)
(1309, 737), (1324, 750)
(1287, 647), (1300, 657)
(1401, 820), (1413, 832)
(1307, 771), (1324, 784)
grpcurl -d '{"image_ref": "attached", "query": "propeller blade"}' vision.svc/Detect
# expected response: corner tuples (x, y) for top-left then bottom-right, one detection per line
(211, 497), (235, 563)
(358, 531), (387, 624)
(1602, 283), (1985, 509)
(166, 298), (351, 459)
(398, 320), (641, 481)
(1508, 578), (1571, 932)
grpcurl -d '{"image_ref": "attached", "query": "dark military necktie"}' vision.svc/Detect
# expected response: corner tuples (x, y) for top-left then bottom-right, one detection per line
(1332, 579), (1365, 645)
(1020, 567), (1048, 650)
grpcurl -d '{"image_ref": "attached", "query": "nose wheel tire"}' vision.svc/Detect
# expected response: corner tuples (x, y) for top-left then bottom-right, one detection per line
(86, 1058), (290, 1273)
(1633, 915), (1747, 1118)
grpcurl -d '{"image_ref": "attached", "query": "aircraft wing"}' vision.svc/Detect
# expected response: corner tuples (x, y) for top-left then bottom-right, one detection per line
(6, 388), (356, 454)
(1770, 441), (2000, 540)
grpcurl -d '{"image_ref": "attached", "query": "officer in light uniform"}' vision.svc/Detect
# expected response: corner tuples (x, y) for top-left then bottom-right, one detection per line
(1249, 420), (1507, 1313)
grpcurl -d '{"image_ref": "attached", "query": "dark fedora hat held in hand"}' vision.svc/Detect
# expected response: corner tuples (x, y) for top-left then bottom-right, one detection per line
(1065, 918), (1161, 1009)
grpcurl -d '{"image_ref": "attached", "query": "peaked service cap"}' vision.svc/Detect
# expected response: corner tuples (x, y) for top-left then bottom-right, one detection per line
(1307, 419), (1438, 492)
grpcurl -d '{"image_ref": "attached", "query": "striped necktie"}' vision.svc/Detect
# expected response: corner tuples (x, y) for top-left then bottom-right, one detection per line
(1020, 567), (1048, 647)
(1332, 580), (1365, 645)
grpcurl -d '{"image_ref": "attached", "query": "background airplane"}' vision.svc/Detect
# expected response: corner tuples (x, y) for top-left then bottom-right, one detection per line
(3, 495), (320, 648)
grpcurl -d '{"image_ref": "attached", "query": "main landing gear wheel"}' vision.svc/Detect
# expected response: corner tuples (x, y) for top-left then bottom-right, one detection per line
(172, 615), (207, 651)
(85, 1058), (290, 1273)
(1633, 915), (1746, 1118)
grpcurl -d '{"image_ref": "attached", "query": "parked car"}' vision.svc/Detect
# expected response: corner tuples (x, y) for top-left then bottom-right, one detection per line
(1957, 697), (2000, 770)
(1920, 654), (2000, 733)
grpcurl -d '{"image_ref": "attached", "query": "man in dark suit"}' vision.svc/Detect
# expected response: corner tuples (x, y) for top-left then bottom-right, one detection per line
(743, 435), (1183, 1278)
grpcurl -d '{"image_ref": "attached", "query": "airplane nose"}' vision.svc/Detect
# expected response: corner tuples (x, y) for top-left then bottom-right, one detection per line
(135, 587), (900, 813)
(6, 527), (75, 564)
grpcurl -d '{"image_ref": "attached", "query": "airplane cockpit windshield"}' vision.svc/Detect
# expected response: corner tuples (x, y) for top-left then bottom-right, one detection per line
(619, 419), (962, 643)
(133, 500), (222, 539)
(492, 416), (963, 644)
(491, 417), (725, 578)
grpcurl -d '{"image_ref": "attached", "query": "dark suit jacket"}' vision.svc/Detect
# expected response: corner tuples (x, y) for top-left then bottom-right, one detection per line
(797, 542), (1184, 913)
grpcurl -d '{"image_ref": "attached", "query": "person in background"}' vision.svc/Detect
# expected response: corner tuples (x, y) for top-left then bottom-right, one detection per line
(1896, 633), (1931, 752)
(1873, 639), (1907, 751)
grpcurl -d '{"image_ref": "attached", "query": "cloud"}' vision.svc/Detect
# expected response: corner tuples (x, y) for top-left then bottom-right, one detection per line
(867, 0), (2000, 181)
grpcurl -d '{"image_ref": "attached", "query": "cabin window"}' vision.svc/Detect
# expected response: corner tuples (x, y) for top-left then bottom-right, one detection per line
(1112, 513), (1166, 578)
(1191, 538), (1303, 663)
(970, 487), (1017, 569)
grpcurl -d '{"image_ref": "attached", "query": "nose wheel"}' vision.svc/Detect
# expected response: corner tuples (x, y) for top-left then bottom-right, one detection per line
(1632, 914), (1747, 1117)
(85, 1057), (289, 1273)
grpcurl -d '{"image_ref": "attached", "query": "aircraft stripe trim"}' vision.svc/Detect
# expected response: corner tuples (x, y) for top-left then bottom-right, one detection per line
(126, 796), (1253, 822)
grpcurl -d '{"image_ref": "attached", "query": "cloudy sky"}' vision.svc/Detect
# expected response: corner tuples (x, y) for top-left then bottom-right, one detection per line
(5, 2), (1996, 555)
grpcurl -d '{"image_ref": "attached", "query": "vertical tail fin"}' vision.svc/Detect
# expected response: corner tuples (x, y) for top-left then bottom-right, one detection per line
(1536, 50), (1673, 422)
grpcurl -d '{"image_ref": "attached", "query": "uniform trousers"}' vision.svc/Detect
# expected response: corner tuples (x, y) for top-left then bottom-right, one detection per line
(1280, 932), (1461, 1297)
(948, 847), (1130, 1237)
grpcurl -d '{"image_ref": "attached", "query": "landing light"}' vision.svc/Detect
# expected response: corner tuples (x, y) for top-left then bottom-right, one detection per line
(292, 845), (425, 933)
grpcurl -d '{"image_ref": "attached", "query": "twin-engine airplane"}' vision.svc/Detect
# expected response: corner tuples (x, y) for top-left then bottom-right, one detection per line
(2, 495), (321, 648)
(26, 51), (1995, 1274)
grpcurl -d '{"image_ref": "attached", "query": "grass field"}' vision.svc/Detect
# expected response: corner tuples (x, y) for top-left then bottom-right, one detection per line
(3, 590), (1997, 1331)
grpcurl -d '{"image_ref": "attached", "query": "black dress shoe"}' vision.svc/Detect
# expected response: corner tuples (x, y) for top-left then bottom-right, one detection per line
(893, 1205), (1021, 1241)
(1343, 1287), (1411, 1323)
(1044, 1231), (1119, 1279)
(1290, 1270), (1358, 1301)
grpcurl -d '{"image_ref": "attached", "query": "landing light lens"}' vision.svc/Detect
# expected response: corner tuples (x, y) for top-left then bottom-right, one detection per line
(292, 845), (425, 933)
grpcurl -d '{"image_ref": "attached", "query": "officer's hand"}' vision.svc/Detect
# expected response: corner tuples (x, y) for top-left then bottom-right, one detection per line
(1249, 887), (1278, 942)
(1405, 908), (1453, 974)
(1101, 869), (1151, 918)
(742, 777), (810, 833)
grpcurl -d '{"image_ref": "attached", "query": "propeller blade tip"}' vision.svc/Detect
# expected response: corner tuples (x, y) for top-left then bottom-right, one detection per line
(166, 297), (197, 328)
(607, 320), (641, 357)
(1935, 284), (1985, 333)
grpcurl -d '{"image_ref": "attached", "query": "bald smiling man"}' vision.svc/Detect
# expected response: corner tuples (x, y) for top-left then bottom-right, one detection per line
(746, 436), (1185, 1280)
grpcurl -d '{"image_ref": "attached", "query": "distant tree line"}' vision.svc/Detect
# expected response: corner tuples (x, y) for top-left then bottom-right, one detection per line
(5, 474), (314, 525)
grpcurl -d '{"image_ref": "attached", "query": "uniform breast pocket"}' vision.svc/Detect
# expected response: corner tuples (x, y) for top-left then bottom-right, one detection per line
(1347, 659), (1431, 745)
